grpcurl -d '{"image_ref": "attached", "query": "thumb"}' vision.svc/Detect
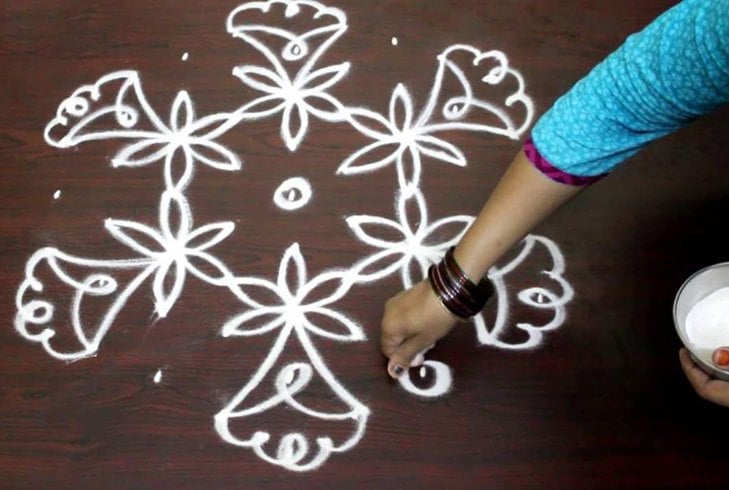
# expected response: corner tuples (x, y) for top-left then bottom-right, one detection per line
(387, 335), (431, 379)
(712, 347), (729, 368)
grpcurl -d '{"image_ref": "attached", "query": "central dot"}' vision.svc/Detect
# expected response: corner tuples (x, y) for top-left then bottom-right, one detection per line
(273, 177), (313, 211)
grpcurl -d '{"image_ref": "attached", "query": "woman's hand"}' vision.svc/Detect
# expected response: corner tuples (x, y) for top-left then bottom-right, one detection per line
(380, 280), (460, 378)
(679, 347), (729, 408)
(378, 152), (583, 379)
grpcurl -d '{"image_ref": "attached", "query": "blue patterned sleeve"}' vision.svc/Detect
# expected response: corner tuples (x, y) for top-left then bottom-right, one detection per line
(530, 0), (729, 178)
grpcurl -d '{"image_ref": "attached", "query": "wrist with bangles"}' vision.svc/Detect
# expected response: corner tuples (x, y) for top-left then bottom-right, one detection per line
(427, 247), (494, 320)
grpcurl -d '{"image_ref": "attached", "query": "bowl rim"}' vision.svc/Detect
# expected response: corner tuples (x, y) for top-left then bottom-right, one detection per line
(673, 261), (729, 377)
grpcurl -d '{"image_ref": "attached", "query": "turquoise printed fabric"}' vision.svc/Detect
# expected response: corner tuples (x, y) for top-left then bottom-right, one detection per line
(531, 0), (729, 177)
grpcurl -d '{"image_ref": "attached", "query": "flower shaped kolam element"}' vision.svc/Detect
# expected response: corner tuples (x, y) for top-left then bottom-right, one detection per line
(216, 243), (369, 472)
(112, 91), (242, 191)
(472, 234), (574, 350)
(228, 0), (350, 151)
(14, 248), (157, 362)
(42, 71), (241, 192)
(222, 243), (363, 342)
(105, 190), (236, 318)
(226, 0), (347, 67)
(232, 61), (350, 152)
(337, 84), (468, 195)
(347, 188), (473, 289)
(337, 43), (535, 195)
(423, 44), (534, 139)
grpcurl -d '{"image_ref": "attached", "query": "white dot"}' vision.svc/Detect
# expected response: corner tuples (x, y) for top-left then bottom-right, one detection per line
(153, 369), (163, 383)
(419, 366), (426, 378)
(391, 36), (399, 46)
(53, 190), (62, 200)
(273, 177), (312, 211)
(181, 52), (189, 61)
(537, 294), (545, 304)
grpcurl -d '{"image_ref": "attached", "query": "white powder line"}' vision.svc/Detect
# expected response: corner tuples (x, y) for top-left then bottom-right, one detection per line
(227, 0), (350, 152)
(399, 360), (452, 398)
(473, 235), (574, 350)
(346, 187), (473, 288)
(273, 177), (312, 211)
(16, 249), (157, 361)
(17, 0), (571, 473)
(217, 243), (369, 472)
(336, 44), (534, 191)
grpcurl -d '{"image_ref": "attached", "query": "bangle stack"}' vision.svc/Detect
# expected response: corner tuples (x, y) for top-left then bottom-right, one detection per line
(428, 247), (494, 320)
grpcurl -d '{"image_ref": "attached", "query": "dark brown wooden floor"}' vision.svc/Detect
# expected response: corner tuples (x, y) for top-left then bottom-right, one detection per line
(1, 1), (728, 488)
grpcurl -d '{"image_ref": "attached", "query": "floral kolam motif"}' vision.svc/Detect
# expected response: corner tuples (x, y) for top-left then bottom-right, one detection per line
(15, 0), (573, 472)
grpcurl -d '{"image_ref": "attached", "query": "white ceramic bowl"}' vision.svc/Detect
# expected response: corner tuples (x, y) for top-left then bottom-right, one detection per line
(673, 262), (729, 381)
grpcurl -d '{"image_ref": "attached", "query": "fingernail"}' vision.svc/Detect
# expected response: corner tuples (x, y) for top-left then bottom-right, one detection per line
(393, 364), (405, 376)
(712, 348), (729, 367)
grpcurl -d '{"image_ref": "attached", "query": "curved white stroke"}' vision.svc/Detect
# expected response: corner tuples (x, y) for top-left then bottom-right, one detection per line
(347, 188), (473, 288)
(217, 243), (368, 472)
(227, 0), (350, 151)
(215, 323), (369, 472)
(273, 177), (313, 211)
(44, 71), (166, 148)
(473, 235), (574, 349)
(15, 248), (156, 362)
(24, 1), (569, 473)
(398, 360), (453, 398)
(418, 44), (534, 139)
(227, 0), (347, 79)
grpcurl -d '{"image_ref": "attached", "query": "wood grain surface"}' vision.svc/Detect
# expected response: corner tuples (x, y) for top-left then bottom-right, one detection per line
(1, 1), (728, 488)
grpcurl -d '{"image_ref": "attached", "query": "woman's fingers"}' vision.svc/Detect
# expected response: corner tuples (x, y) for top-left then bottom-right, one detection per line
(380, 281), (457, 378)
(711, 347), (729, 368)
(387, 334), (433, 379)
(679, 348), (729, 408)
(679, 348), (710, 388)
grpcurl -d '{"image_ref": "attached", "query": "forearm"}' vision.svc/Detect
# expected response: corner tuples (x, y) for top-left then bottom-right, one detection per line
(450, 0), (729, 281)
(380, 0), (729, 380)
(452, 150), (581, 280)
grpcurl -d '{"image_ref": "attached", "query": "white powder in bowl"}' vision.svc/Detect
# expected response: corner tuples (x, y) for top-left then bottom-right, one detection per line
(685, 286), (729, 350)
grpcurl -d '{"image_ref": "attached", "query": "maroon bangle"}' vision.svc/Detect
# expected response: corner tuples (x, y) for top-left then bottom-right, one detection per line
(429, 263), (468, 318)
(428, 247), (494, 319)
(443, 248), (492, 302)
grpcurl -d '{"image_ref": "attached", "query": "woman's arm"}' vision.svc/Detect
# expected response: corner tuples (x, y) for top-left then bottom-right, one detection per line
(380, 0), (729, 379)
(381, 150), (582, 377)
(450, 150), (581, 281)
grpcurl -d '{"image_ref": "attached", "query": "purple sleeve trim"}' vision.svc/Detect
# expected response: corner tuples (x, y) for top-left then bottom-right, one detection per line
(523, 137), (606, 186)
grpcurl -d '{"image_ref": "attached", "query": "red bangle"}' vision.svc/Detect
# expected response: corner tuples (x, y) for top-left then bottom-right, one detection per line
(428, 247), (494, 319)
